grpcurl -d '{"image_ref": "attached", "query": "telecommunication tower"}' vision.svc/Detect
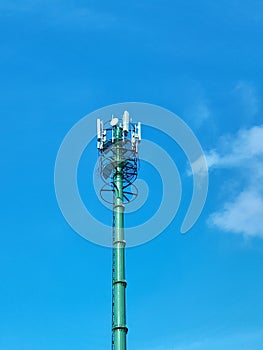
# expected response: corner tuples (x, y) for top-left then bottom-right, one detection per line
(97, 111), (141, 350)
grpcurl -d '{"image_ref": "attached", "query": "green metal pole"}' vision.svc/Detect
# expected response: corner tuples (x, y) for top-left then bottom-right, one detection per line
(112, 126), (128, 350)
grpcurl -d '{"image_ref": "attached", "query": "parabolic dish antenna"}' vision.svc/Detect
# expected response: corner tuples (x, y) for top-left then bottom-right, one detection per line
(110, 117), (119, 126)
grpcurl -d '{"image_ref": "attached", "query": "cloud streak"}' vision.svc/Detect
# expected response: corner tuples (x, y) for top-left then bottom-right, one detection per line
(192, 125), (263, 238)
(209, 190), (263, 237)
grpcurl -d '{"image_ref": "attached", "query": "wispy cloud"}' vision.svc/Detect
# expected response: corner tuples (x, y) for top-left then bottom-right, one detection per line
(192, 100), (211, 128)
(181, 81), (212, 129)
(192, 125), (263, 237)
(233, 80), (260, 117)
(206, 124), (263, 168)
(209, 189), (263, 237)
(188, 125), (263, 178)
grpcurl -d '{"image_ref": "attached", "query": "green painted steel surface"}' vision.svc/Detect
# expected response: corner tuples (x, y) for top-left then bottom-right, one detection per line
(112, 126), (128, 350)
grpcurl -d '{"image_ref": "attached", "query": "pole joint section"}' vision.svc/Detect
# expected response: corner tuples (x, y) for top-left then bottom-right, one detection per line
(112, 325), (128, 333)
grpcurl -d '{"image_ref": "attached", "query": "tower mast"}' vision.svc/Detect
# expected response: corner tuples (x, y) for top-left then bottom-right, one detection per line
(112, 124), (128, 349)
(97, 112), (141, 350)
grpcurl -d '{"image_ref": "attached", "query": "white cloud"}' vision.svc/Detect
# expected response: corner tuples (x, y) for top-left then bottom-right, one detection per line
(188, 125), (263, 179)
(209, 190), (263, 237)
(189, 125), (263, 178)
(202, 125), (263, 237)
(202, 125), (263, 170)
(189, 152), (218, 177)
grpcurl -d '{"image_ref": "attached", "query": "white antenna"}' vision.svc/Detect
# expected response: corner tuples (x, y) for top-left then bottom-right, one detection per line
(97, 118), (105, 150)
(110, 117), (119, 127)
(123, 111), (129, 134)
(137, 122), (141, 141)
(97, 119), (102, 140)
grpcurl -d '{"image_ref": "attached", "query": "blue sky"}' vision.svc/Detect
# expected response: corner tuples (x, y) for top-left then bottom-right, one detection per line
(1, 1), (263, 349)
